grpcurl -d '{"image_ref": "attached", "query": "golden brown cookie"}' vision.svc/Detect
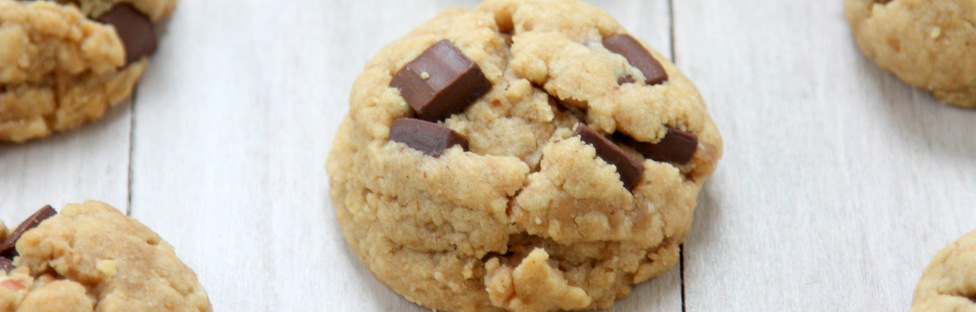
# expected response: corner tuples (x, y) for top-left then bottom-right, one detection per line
(327, 0), (723, 311)
(0, 201), (211, 311)
(911, 230), (976, 312)
(0, 0), (176, 142)
(845, 0), (976, 108)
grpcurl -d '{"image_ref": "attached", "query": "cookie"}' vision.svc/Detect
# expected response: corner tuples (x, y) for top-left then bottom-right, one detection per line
(0, 0), (177, 143)
(0, 201), (211, 311)
(845, 0), (976, 108)
(911, 230), (976, 312)
(326, 0), (722, 311)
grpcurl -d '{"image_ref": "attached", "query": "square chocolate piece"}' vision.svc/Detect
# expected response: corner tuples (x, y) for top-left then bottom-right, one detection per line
(390, 40), (492, 122)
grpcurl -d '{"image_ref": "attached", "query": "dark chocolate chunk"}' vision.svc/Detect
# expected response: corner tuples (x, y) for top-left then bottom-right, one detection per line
(574, 123), (644, 190)
(390, 40), (492, 122)
(0, 258), (12, 273)
(97, 4), (157, 65)
(602, 34), (668, 85)
(617, 127), (698, 165)
(617, 76), (636, 85)
(0, 205), (57, 258)
(389, 118), (468, 157)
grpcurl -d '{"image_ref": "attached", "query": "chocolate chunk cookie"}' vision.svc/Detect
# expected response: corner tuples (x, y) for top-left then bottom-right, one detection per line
(845, 0), (976, 108)
(0, 0), (176, 142)
(326, 0), (723, 311)
(911, 230), (976, 312)
(0, 201), (211, 311)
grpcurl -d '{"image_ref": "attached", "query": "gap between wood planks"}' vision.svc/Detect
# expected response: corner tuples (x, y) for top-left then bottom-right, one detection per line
(125, 87), (138, 217)
(666, 1), (689, 312)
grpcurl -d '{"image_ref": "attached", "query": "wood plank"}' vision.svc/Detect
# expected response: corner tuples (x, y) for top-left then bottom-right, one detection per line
(0, 100), (131, 221)
(675, 1), (976, 311)
(128, 1), (279, 310)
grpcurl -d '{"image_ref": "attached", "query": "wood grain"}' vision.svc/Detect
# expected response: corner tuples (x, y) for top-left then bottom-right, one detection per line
(2, 0), (974, 311)
(0, 100), (131, 220)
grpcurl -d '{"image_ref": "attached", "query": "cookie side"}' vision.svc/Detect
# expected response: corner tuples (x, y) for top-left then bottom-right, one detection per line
(0, 201), (212, 311)
(911, 230), (976, 312)
(0, 0), (175, 142)
(845, 0), (976, 108)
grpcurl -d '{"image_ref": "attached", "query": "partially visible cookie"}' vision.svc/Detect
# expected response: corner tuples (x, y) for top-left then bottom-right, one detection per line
(911, 230), (976, 312)
(845, 0), (976, 108)
(0, 201), (211, 311)
(0, 0), (176, 143)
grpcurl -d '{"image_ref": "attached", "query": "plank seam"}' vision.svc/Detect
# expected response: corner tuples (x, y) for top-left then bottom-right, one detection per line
(125, 88), (137, 217)
(668, 2), (686, 312)
(668, 0), (676, 63)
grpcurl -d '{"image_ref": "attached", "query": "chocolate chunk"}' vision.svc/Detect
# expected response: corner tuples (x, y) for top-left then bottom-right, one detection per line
(617, 76), (636, 85)
(574, 123), (644, 190)
(390, 40), (492, 122)
(0, 205), (57, 258)
(0, 258), (12, 273)
(389, 118), (468, 157)
(602, 34), (668, 85)
(0, 258), (13, 273)
(617, 127), (698, 165)
(98, 4), (157, 65)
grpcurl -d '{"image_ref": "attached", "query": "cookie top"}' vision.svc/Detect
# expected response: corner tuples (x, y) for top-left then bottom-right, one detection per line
(911, 230), (976, 312)
(0, 201), (211, 311)
(327, 0), (722, 311)
(845, 0), (976, 108)
(0, 0), (176, 143)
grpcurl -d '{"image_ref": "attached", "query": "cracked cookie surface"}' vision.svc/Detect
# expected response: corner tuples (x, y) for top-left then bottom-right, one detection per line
(845, 0), (976, 108)
(0, 201), (211, 312)
(327, 0), (722, 311)
(911, 230), (976, 312)
(0, 0), (176, 143)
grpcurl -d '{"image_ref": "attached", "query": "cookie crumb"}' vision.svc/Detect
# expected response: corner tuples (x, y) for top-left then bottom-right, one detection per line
(96, 259), (118, 277)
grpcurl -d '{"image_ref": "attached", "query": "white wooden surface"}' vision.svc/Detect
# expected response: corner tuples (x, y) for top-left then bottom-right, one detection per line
(1, 1), (974, 311)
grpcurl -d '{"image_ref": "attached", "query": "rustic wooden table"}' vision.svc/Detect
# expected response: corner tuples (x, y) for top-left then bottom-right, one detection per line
(1, 0), (974, 311)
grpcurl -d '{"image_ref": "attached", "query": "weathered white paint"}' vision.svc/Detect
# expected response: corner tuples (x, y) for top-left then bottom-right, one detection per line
(4, 1), (972, 311)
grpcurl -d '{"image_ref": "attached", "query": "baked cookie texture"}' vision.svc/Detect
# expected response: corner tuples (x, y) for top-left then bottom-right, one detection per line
(0, 0), (176, 143)
(845, 0), (976, 108)
(911, 230), (976, 312)
(327, 0), (722, 311)
(0, 201), (211, 312)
